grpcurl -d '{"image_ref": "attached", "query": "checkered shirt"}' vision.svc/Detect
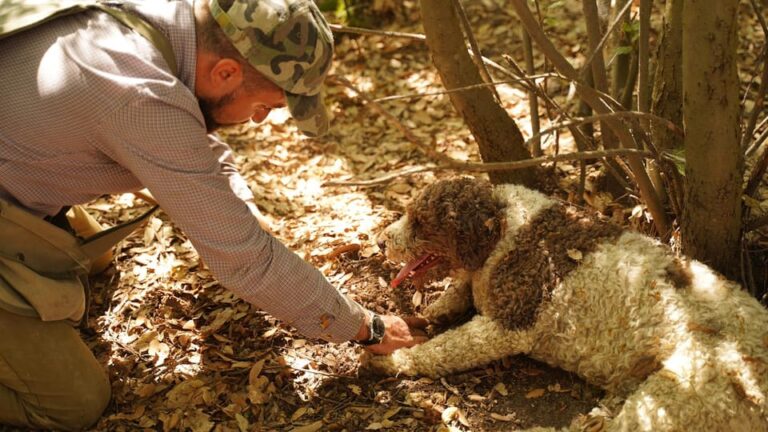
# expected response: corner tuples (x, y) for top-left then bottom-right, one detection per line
(0, 0), (365, 342)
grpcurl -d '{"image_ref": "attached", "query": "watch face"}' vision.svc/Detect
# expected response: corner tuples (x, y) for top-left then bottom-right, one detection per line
(362, 314), (385, 345)
(372, 315), (385, 339)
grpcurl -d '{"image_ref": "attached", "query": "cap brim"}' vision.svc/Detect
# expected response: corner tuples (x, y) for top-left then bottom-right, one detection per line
(285, 92), (330, 137)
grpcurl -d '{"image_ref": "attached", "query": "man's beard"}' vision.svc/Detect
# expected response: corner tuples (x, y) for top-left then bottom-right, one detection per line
(197, 90), (237, 133)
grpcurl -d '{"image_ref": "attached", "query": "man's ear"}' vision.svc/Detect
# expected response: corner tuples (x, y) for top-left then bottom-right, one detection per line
(208, 58), (243, 94)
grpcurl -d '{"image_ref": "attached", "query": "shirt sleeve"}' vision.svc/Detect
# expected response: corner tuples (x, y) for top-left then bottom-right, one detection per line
(93, 96), (366, 342)
(206, 134), (263, 216)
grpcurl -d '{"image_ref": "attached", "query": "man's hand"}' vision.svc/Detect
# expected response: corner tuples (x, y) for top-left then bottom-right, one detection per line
(362, 315), (428, 355)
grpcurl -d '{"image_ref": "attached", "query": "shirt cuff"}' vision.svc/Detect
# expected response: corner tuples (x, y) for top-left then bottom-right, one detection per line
(289, 283), (368, 343)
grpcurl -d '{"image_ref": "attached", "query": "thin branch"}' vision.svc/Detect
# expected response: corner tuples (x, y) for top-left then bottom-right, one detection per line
(580, 0), (609, 92)
(742, 0), (768, 150)
(324, 166), (435, 187)
(747, 115), (768, 156)
(480, 56), (528, 81)
(746, 213), (768, 232)
(330, 20), (629, 135)
(499, 54), (633, 190)
(328, 16), (642, 202)
(526, 111), (684, 152)
(372, 75), (558, 103)
(582, 0), (615, 150)
(745, 139), (768, 198)
(264, 364), (357, 379)
(329, 23), (520, 84)
(328, 23), (426, 41)
(618, 39), (639, 109)
(742, 59), (768, 150)
(579, 0), (634, 80)
(638, 0), (651, 116)
(510, 0), (669, 237)
(522, 28), (542, 156)
(451, 0), (500, 102)
(327, 75), (453, 165)
(468, 152), (642, 186)
(750, 0), (768, 42)
(510, 0), (578, 78)
(324, 149), (652, 187)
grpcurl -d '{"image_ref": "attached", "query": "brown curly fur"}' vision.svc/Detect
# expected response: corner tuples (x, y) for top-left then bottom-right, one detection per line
(374, 178), (768, 431)
(488, 205), (624, 330)
(664, 257), (694, 290)
(406, 178), (506, 271)
(404, 178), (694, 330)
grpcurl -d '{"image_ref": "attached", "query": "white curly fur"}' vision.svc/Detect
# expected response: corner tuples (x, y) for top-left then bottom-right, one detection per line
(370, 181), (768, 432)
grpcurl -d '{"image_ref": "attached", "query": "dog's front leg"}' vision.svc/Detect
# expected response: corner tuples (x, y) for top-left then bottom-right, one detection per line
(365, 314), (535, 378)
(423, 273), (473, 324)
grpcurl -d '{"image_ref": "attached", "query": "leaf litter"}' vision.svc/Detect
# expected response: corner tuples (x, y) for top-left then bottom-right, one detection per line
(47, 0), (768, 431)
(70, 2), (607, 430)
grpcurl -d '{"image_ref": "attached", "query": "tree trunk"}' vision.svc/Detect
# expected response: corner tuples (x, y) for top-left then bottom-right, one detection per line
(682, 0), (743, 277)
(419, 0), (537, 187)
(651, 0), (683, 154)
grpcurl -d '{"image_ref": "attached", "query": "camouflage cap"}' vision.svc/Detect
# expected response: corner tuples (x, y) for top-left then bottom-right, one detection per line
(209, 0), (334, 137)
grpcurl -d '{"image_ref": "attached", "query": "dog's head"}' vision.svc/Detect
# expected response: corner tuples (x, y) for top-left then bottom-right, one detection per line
(378, 177), (507, 287)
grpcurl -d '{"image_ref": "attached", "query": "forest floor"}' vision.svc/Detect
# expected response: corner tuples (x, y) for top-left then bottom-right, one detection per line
(5, 0), (768, 431)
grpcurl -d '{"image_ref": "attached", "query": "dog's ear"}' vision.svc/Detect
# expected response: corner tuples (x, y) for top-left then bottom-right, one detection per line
(454, 191), (505, 270)
(408, 178), (505, 270)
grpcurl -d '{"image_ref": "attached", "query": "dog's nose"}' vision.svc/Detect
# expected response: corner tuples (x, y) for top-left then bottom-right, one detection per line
(377, 238), (387, 253)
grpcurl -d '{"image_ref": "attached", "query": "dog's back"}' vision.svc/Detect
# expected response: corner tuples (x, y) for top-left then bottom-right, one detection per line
(486, 184), (768, 427)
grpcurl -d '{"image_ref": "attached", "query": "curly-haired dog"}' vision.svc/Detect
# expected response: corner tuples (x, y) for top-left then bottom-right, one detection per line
(370, 177), (768, 431)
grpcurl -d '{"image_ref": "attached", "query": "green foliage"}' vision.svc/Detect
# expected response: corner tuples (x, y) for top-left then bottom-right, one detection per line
(662, 148), (686, 177)
(613, 19), (639, 58)
(622, 20), (640, 43)
(315, 0), (338, 11)
(546, 0), (565, 10)
(316, 0), (348, 21)
(314, 0), (385, 28)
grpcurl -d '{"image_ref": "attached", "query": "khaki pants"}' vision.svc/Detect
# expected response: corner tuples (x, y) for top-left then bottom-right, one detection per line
(0, 200), (155, 430)
(0, 307), (110, 430)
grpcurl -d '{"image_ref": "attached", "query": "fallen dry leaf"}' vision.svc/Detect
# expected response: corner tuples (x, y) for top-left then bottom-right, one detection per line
(490, 412), (516, 422)
(291, 420), (324, 432)
(235, 413), (249, 432)
(525, 388), (546, 399)
(412, 290), (423, 307)
(441, 406), (460, 424)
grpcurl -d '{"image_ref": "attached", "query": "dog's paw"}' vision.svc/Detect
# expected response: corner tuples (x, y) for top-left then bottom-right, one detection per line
(360, 353), (399, 376)
(422, 304), (444, 323)
(423, 304), (455, 325)
(359, 350), (418, 377)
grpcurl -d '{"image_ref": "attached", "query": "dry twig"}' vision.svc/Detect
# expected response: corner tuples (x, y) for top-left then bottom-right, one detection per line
(327, 75), (453, 165)
(743, 0), (768, 152)
(324, 149), (651, 187)
(450, 0), (500, 102)
(510, 0), (670, 238)
(371, 75), (558, 103)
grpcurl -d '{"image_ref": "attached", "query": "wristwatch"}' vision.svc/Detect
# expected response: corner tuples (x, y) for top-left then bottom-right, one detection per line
(360, 313), (386, 346)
